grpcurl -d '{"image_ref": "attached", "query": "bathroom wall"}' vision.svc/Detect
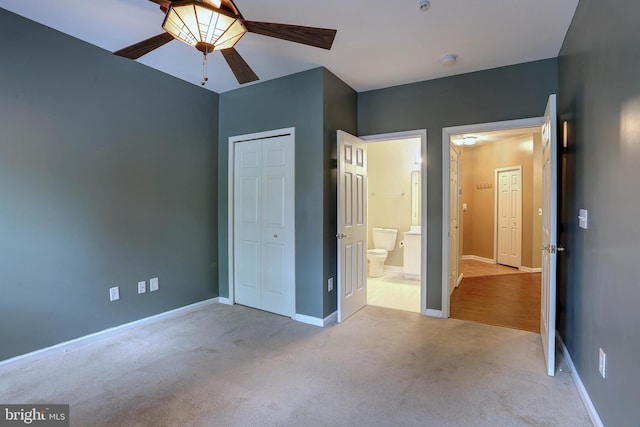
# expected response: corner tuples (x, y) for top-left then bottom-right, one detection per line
(367, 138), (421, 267)
(460, 134), (542, 269)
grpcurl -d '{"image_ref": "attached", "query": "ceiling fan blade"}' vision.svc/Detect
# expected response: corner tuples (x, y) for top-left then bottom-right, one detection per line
(220, 0), (244, 19)
(148, 0), (171, 13)
(221, 48), (259, 84)
(243, 21), (337, 50)
(113, 33), (174, 60)
(148, 0), (171, 8)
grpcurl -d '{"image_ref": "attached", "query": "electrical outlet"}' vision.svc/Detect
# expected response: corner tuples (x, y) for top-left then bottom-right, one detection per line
(328, 277), (334, 292)
(599, 348), (607, 378)
(150, 277), (159, 292)
(109, 286), (119, 301)
(137, 281), (146, 294)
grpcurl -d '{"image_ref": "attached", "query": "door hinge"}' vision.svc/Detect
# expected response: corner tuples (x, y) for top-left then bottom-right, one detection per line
(542, 244), (566, 254)
(550, 244), (565, 254)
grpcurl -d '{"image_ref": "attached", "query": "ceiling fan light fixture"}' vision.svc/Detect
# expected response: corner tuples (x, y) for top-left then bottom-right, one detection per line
(162, 0), (247, 53)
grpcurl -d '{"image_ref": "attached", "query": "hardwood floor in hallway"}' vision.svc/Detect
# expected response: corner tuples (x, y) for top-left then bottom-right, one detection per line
(451, 260), (541, 332)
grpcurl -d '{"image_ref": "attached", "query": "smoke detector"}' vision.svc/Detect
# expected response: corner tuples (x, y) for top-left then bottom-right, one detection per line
(419, 0), (431, 11)
(440, 54), (458, 66)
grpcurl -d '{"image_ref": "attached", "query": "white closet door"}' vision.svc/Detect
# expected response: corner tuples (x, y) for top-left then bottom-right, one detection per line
(234, 134), (294, 317)
(234, 140), (262, 309)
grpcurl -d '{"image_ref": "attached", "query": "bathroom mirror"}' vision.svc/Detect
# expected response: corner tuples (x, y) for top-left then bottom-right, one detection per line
(411, 171), (421, 225)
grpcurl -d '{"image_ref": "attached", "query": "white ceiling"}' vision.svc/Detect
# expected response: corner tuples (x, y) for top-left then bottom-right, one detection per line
(0, 0), (579, 94)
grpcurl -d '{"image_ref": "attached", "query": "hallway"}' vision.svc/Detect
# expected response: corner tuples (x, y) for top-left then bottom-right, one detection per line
(451, 260), (541, 332)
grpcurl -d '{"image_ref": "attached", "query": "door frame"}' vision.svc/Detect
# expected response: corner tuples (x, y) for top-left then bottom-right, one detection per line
(441, 118), (543, 318)
(362, 129), (428, 316)
(227, 127), (296, 317)
(494, 165), (523, 267)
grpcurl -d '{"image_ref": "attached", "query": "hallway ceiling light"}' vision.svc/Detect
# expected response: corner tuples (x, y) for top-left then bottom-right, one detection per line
(453, 137), (478, 146)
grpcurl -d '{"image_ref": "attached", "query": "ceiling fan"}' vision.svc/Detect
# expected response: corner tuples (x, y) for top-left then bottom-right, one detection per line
(113, 0), (337, 85)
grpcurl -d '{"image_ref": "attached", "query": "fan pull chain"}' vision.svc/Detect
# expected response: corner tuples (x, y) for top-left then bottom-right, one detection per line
(201, 52), (209, 86)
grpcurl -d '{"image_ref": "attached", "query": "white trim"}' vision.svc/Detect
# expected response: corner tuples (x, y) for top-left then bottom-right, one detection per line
(218, 297), (232, 305)
(384, 265), (404, 273)
(228, 127), (296, 317)
(362, 129), (428, 316)
(442, 117), (544, 319)
(425, 309), (444, 318)
(557, 334), (604, 427)
(0, 298), (219, 366)
(457, 273), (464, 286)
(293, 311), (337, 327)
(461, 255), (495, 264)
(520, 266), (542, 273)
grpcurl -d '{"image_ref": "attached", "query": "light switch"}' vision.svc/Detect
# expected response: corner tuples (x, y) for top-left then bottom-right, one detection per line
(462, 203), (468, 212)
(538, 208), (543, 216)
(578, 209), (588, 229)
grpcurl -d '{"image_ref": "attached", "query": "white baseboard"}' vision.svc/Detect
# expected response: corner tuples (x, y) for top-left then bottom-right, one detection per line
(0, 298), (219, 367)
(557, 334), (604, 427)
(384, 265), (404, 273)
(323, 311), (338, 325)
(218, 297), (232, 305)
(461, 255), (495, 264)
(519, 266), (542, 273)
(425, 309), (444, 318)
(293, 311), (337, 327)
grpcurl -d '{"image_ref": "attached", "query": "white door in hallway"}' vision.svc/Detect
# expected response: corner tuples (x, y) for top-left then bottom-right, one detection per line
(337, 130), (368, 322)
(496, 167), (522, 268)
(449, 145), (460, 295)
(541, 94), (558, 377)
(233, 134), (294, 317)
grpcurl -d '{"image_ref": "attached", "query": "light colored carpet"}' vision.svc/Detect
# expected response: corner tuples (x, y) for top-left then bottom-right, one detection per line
(0, 303), (591, 426)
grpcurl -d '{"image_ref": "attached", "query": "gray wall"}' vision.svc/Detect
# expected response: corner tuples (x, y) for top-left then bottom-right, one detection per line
(358, 59), (558, 310)
(218, 69), (325, 318)
(322, 69), (358, 317)
(558, 0), (640, 424)
(0, 9), (219, 361)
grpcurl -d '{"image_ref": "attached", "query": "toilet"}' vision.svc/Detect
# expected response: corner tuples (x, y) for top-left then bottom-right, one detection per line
(367, 228), (398, 277)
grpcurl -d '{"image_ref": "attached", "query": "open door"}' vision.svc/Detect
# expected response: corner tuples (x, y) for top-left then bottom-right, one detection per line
(449, 144), (460, 295)
(337, 130), (368, 322)
(541, 94), (559, 376)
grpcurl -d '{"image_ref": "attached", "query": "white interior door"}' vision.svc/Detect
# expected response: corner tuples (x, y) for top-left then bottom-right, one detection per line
(233, 134), (294, 317)
(541, 94), (558, 376)
(337, 130), (367, 322)
(496, 167), (522, 268)
(449, 145), (460, 295)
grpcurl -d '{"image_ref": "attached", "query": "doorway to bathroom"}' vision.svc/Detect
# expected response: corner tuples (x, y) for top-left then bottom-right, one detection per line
(362, 130), (427, 315)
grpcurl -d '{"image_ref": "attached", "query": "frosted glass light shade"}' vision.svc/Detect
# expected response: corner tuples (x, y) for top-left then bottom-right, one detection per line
(162, 0), (246, 52)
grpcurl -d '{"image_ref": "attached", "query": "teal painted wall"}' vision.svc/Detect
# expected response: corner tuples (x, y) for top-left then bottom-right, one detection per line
(358, 59), (558, 310)
(218, 69), (325, 318)
(558, 0), (640, 424)
(0, 9), (219, 361)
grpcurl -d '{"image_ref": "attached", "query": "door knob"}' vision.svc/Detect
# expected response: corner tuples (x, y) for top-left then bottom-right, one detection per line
(273, 234), (278, 238)
(541, 245), (550, 252)
(336, 233), (350, 239)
